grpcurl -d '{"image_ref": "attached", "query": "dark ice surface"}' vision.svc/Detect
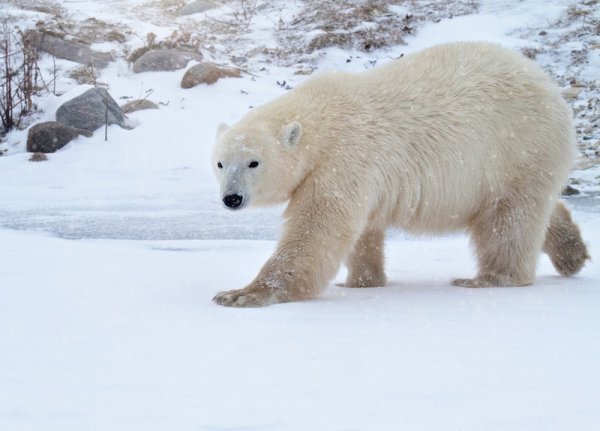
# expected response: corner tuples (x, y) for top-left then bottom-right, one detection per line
(0, 195), (597, 241)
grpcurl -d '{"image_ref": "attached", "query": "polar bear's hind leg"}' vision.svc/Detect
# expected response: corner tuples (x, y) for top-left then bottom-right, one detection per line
(453, 193), (551, 288)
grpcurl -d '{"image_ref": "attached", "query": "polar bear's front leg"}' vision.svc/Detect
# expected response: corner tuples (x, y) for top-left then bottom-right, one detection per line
(213, 198), (361, 307)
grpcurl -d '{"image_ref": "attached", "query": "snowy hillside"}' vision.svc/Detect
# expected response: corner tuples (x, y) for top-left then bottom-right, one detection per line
(0, 1), (599, 430)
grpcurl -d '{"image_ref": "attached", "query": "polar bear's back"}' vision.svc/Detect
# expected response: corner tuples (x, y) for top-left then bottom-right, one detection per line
(363, 42), (573, 160)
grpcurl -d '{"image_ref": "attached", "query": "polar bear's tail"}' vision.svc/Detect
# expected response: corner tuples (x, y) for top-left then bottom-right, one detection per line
(543, 201), (590, 276)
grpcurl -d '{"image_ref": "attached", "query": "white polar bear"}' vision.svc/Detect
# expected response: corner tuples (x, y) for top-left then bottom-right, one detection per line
(211, 41), (589, 307)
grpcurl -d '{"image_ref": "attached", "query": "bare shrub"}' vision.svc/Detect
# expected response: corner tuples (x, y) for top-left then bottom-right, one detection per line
(233, 0), (259, 29)
(1, 21), (47, 134)
(128, 46), (151, 64)
(128, 32), (158, 63)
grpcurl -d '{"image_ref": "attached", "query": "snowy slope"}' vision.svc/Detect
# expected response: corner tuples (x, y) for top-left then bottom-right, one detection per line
(0, 0), (599, 430)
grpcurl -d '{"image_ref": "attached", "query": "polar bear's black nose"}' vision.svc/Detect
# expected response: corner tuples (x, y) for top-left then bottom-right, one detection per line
(223, 194), (243, 209)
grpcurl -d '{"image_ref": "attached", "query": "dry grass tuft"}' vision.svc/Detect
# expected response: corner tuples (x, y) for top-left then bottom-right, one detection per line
(521, 46), (539, 59)
(29, 152), (48, 162)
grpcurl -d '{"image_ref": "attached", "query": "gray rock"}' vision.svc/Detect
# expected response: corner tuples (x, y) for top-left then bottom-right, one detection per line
(178, 0), (217, 15)
(26, 121), (91, 153)
(562, 185), (581, 196)
(26, 30), (113, 69)
(181, 62), (241, 88)
(56, 87), (129, 133)
(132, 49), (202, 73)
(121, 99), (160, 113)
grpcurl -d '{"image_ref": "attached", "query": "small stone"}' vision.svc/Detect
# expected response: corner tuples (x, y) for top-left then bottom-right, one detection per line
(181, 63), (241, 88)
(177, 0), (217, 16)
(294, 69), (314, 76)
(121, 99), (159, 113)
(562, 184), (581, 196)
(245, 46), (266, 58)
(29, 152), (48, 162)
(230, 55), (248, 65)
(562, 86), (583, 100)
(538, 30), (547, 36)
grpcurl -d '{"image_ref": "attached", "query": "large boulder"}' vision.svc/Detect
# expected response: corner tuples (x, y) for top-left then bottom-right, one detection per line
(26, 121), (91, 153)
(26, 30), (113, 68)
(177, 0), (217, 15)
(132, 49), (202, 73)
(181, 63), (241, 88)
(56, 87), (130, 133)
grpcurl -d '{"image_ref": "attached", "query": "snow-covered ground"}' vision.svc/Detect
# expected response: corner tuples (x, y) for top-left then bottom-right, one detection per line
(2, 222), (599, 431)
(0, 1), (599, 430)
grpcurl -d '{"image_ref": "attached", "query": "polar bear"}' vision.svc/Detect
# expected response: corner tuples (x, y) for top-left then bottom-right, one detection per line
(211, 41), (589, 307)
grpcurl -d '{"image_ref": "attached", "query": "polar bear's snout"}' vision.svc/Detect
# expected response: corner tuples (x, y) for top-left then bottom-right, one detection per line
(220, 165), (248, 210)
(223, 194), (243, 209)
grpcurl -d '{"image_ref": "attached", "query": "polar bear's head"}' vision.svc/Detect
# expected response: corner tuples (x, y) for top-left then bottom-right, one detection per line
(212, 120), (304, 210)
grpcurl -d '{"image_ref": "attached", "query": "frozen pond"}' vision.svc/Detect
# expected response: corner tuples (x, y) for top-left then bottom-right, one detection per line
(0, 195), (596, 241)
(0, 204), (280, 240)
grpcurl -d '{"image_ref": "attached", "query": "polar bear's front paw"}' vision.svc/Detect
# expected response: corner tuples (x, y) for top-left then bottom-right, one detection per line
(213, 286), (278, 308)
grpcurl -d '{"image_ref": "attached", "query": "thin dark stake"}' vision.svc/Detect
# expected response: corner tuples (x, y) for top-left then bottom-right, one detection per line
(105, 101), (108, 141)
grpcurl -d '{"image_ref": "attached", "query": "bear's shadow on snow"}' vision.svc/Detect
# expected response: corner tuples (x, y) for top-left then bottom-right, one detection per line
(327, 280), (463, 300)
(328, 275), (583, 297)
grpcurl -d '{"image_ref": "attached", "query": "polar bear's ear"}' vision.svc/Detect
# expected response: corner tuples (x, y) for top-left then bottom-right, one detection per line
(216, 123), (229, 139)
(281, 121), (302, 147)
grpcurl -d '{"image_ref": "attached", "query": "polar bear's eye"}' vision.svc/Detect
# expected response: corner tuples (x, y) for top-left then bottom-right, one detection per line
(248, 161), (259, 168)
(217, 162), (223, 169)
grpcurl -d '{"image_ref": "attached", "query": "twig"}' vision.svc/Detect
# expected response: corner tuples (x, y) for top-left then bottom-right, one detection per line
(210, 61), (260, 78)
(205, 15), (239, 27)
(104, 101), (108, 141)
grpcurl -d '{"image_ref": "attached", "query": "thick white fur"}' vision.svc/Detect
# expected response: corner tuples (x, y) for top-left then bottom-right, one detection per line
(212, 41), (587, 307)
